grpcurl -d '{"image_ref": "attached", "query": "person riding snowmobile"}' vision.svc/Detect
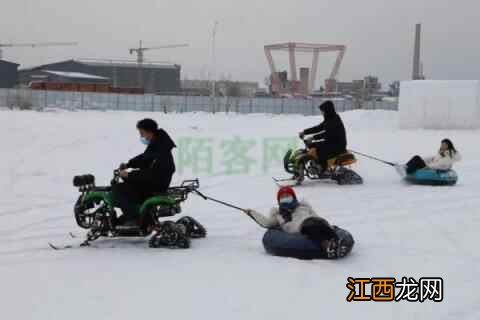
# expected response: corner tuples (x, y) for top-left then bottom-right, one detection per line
(113, 118), (176, 225)
(245, 186), (347, 258)
(299, 100), (347, 172)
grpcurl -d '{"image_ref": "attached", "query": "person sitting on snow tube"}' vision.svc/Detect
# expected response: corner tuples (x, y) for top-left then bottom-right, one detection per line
(396, 138), (461, 176)
(244, 186), (353, 259)
(299, 100), (347, 173)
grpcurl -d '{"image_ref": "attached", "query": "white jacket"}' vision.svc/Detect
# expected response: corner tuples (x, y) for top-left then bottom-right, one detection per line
(424, 151), (461, 170)
(248, 200), (326, 234)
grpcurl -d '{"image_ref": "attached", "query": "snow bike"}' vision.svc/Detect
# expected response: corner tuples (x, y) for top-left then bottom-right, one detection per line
(70, 171), (206, 249)
(281, 139), (363, 185)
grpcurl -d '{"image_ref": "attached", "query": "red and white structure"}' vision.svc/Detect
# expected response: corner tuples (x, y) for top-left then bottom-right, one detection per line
(264, 42), (346, 95)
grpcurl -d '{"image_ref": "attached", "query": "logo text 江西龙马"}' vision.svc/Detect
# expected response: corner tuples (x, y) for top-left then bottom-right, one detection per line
(346, 277), (443, 302)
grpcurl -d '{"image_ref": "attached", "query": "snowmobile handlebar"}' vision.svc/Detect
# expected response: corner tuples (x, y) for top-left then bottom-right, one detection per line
(111, 169), (123, 186)
(180, 178), (200, 191)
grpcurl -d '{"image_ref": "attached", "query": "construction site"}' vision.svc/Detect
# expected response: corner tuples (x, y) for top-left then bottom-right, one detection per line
(0, 35), (403, 99)
(0, 22), (432, 106)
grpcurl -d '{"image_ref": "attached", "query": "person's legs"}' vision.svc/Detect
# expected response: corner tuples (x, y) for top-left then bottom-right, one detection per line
(111, 183), (142, 224)
(300, 217), (339, 258)
(406, 155), (427, 174)
(300, 217), (337, 242)
(312, 143), (329, 172)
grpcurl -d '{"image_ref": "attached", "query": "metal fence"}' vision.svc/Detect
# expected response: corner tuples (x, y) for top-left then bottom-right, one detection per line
(0, 88), (398, 115)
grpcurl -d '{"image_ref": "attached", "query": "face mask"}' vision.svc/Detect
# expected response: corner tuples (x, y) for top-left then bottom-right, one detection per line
(140, 137), (150, 145)
(279, 195), (297, 211)
(279, 195), (295, 205)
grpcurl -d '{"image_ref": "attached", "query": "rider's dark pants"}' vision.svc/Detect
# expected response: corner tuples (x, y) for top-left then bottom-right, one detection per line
(311, 142), (346, 171)
(111, 183), (145, 221)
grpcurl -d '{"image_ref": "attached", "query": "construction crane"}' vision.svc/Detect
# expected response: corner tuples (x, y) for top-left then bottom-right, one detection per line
(128, 41), (189, 90)
(129, 41), (189, 64)
(0, 42), (78, 60)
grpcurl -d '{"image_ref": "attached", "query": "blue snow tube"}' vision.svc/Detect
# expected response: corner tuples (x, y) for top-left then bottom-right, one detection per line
(262, 227), (354, 260)
(405, 168), (458, 186)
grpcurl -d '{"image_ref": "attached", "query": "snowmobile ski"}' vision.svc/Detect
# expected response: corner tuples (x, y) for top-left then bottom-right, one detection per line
(272, 177), (298, 187)
(48, 242), (74, 250)
(48, 232), (90, 250)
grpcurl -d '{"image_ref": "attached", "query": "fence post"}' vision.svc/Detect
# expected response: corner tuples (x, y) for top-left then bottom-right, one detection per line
(6, 89), (10, 109)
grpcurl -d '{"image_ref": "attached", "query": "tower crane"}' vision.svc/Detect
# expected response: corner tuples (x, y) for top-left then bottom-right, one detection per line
(0, 42), (78, 60)
(128, 41), (188, 89)
(129, 41), (189, 64)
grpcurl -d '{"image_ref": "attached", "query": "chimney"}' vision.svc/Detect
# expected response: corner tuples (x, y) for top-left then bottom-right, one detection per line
(412, 23), (422, 80)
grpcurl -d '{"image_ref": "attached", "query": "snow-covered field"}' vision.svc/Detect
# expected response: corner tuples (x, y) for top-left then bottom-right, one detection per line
(1, 108), (478, 320)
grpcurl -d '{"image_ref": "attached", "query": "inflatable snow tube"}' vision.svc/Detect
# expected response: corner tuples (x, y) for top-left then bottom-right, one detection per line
(262, 227), (354, 260)
(405, 168), (458, 186)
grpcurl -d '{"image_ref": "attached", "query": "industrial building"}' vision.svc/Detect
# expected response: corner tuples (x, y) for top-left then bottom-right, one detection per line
(181, 79), (259, 97)
(325, 76), (381, 98)
(30, 70), (110, 84)
(19, 59), (181, 94)
(0, 60), (19, 88)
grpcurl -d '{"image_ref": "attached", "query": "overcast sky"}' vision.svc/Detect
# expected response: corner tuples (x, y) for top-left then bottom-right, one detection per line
(1, 0), (479, 87)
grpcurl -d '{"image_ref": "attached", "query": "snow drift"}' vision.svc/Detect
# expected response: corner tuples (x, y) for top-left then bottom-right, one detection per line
(399, 80), (480, 129)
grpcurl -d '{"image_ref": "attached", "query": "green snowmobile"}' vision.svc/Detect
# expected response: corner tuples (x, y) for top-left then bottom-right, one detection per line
(71, 170), (206, 248)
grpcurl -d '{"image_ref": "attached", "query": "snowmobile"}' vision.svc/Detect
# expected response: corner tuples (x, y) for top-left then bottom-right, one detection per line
(69, 170), (206, 249)
(281, 139), (363, 185)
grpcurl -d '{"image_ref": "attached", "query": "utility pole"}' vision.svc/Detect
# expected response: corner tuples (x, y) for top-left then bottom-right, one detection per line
(211, 21), (218, 112)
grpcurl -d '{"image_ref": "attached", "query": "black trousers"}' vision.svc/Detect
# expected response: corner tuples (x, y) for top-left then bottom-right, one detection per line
(300, 217), (338, 242)
(406, 155), (427, 174)
(111, 183), (146, 221)
(311, 142), (346, 171)
(111, 172), (174, 221)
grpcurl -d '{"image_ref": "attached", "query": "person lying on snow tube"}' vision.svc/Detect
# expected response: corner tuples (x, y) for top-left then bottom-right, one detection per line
(395, 138), (461, 176)
(244, 186), (353, 259)
(299, 100), (347, 173)
(113, 118), (176, 226)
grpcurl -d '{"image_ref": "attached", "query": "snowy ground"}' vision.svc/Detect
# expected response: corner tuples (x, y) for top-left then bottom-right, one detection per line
(0, 108), (479, 320)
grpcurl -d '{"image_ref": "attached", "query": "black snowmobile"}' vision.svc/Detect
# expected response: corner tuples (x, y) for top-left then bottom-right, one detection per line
(281, 138), (363, 185)
(66, 170), (206, 249)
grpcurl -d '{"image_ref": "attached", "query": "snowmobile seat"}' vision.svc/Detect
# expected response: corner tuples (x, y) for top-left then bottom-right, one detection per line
(328, 152), (356, 168)
(303, 149), (356, 168)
